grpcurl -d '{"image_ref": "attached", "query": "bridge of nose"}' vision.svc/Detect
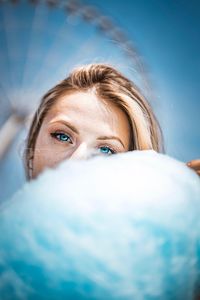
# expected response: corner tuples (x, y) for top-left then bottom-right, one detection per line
(69, 142), (89, 160)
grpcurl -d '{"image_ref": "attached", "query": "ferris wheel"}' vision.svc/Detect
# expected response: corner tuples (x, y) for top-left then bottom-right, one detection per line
(0, 0), (150, 160)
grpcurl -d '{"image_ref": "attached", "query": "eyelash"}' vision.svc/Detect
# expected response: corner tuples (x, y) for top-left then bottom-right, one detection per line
(50, 131), (117, 154)
(51, 132), (73, 144)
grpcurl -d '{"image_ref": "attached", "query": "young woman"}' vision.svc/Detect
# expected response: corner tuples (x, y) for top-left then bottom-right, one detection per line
(24, 64), (200, 179)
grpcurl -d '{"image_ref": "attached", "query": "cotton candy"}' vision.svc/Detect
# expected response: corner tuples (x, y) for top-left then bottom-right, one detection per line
(0, 150), (200, 300)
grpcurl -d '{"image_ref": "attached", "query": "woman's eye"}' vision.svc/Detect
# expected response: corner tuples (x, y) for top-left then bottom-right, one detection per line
(51, 132), (72, 143)
(99, 146), (115, 155)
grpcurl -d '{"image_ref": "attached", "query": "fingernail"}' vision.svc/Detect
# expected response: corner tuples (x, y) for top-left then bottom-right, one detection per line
(187, 162), (191, 166)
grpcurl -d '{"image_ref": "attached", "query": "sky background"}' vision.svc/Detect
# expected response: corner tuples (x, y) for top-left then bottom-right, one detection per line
(0, 0), (199, 200)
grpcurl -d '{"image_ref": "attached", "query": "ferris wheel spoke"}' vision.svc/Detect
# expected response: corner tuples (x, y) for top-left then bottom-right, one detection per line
(21, 2), (49, 93)
(2, 6), (20, 97)
(0, 113), (25, 160)
(0, 6), (15, 104)
(31, 32), (107, 95)
(28, 11), (77, 91)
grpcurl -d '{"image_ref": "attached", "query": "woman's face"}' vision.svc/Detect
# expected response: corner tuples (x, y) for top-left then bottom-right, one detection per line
(32, 91), (130, 178)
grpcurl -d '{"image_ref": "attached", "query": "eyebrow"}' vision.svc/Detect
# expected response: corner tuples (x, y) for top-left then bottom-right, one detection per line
(50, 120), (125, 148)
(97, 136), (125, 148)
(50, 120), (79, 134)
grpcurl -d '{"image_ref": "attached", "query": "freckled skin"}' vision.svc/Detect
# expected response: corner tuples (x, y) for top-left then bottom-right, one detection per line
(32, 91), (131, 178)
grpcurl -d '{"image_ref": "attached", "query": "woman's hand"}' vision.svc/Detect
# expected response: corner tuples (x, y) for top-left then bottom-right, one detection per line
(186, 159), (200, 177)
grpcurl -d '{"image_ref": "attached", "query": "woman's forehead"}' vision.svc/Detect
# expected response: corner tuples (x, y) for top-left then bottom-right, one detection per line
(53, 91), (109, 112)
(47, 91), (127, 124)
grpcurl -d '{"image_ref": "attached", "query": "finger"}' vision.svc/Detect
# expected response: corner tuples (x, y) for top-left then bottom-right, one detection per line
(188, 168), (200, 177)
(187, 159), (200, 170)
(189, 167), (200, 176)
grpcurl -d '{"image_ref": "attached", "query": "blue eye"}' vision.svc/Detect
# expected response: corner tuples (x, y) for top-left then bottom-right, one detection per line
(99, 146), (115, 155)
(51, 132), (72, 143)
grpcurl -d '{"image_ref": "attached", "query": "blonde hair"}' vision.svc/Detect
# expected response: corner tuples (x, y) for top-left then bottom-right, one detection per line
(25, 63), (165, 179)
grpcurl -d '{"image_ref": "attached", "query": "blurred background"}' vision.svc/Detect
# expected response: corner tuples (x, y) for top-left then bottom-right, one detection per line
(0, 0), (199, 201)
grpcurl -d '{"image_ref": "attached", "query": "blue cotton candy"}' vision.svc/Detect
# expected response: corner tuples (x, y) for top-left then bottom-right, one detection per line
(0, 150), (200, 300)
